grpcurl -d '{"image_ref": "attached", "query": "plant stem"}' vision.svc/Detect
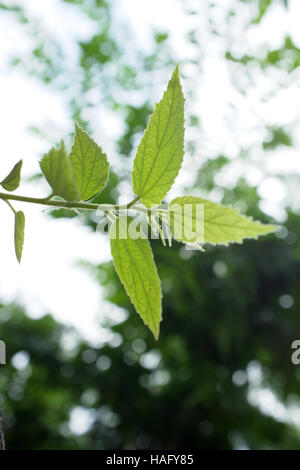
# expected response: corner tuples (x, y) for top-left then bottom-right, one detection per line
(0, 192), (170, 223)
(42, 192), (55, 202)
(114, 196), (140, 211)
(0, 192), (144, 215)
(3, 199), (17, 215)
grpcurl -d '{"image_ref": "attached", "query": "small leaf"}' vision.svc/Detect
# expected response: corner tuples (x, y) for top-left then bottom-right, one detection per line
(170, 196), (278, 246)
(132, 65), (185, 207)
(40, 141), (80, 202)
(1, 160), (23, 191)
(14, 210), (25, 263)
(70, 124), (109, 201)
(110, 216), (162, 339)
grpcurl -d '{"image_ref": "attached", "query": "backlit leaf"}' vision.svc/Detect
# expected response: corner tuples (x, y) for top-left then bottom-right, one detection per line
(170, 196), (277, 246)
(14, 210), (25, 263)
(1, 160), (22, 192)
(132, 65), (185, 207)
(40, 141), (80, 202)
(70, 124), (109, 201)
(110, 216), (162, 338)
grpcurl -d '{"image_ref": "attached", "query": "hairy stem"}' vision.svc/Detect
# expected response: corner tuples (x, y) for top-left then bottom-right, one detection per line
(114, 196), (140, 211)
(0, 191), (138, 213)
(3, 199), (17, 215)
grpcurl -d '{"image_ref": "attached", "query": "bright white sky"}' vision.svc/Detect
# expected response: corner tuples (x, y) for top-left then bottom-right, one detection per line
(0, 0), (300, 343)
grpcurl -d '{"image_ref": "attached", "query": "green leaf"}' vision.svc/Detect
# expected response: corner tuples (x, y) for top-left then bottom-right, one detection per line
(40, 141), (80, 202)
(14, 210), (25, 263)
(132, 65), (185, 207)
(110, 216), (162, 339)
(170, 196), (278, 246)
(1, 160), (23, 191)
(69, 124), (109, 201)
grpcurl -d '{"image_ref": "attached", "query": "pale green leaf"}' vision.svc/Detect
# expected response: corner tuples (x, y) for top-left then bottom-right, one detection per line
(132, 65), (185, 207)
(110, 216), (162, 339)
(1, 160), (22, 191)
(40, 141), (80, 202)
(14, 210), (25, 263)
(170, 196), (278, 246)
(70, 124), (109, 201)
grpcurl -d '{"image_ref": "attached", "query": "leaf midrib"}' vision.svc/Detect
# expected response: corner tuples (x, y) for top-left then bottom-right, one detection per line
(137, 74), (177, 198)
(121, 239), (158, 329)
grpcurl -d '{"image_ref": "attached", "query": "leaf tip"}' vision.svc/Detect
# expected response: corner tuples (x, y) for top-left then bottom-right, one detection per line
(152, 326), (160, 340)
(172, 64), (181, 82)
(74, 122), (82, 134)
(257, 223), (280, 237)
(270, 224), (281, 233)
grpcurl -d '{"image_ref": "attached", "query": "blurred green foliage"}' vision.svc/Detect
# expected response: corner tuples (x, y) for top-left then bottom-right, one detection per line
(226, 36), (300, 72)
(2, 200), (300, 449)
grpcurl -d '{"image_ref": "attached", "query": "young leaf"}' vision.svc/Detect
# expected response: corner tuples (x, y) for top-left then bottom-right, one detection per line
(132, 65), (185, 207)
(70, 124), (109, 201)
(110, 216), (162, 339)
(40, 141), (80, 202)
(1, 160), (23, 191)
(14, 210), (25, 263)
(170, 196), (278, 246)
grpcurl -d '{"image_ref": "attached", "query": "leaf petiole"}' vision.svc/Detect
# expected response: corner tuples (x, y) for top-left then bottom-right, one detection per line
(2, 198), (17, 215)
